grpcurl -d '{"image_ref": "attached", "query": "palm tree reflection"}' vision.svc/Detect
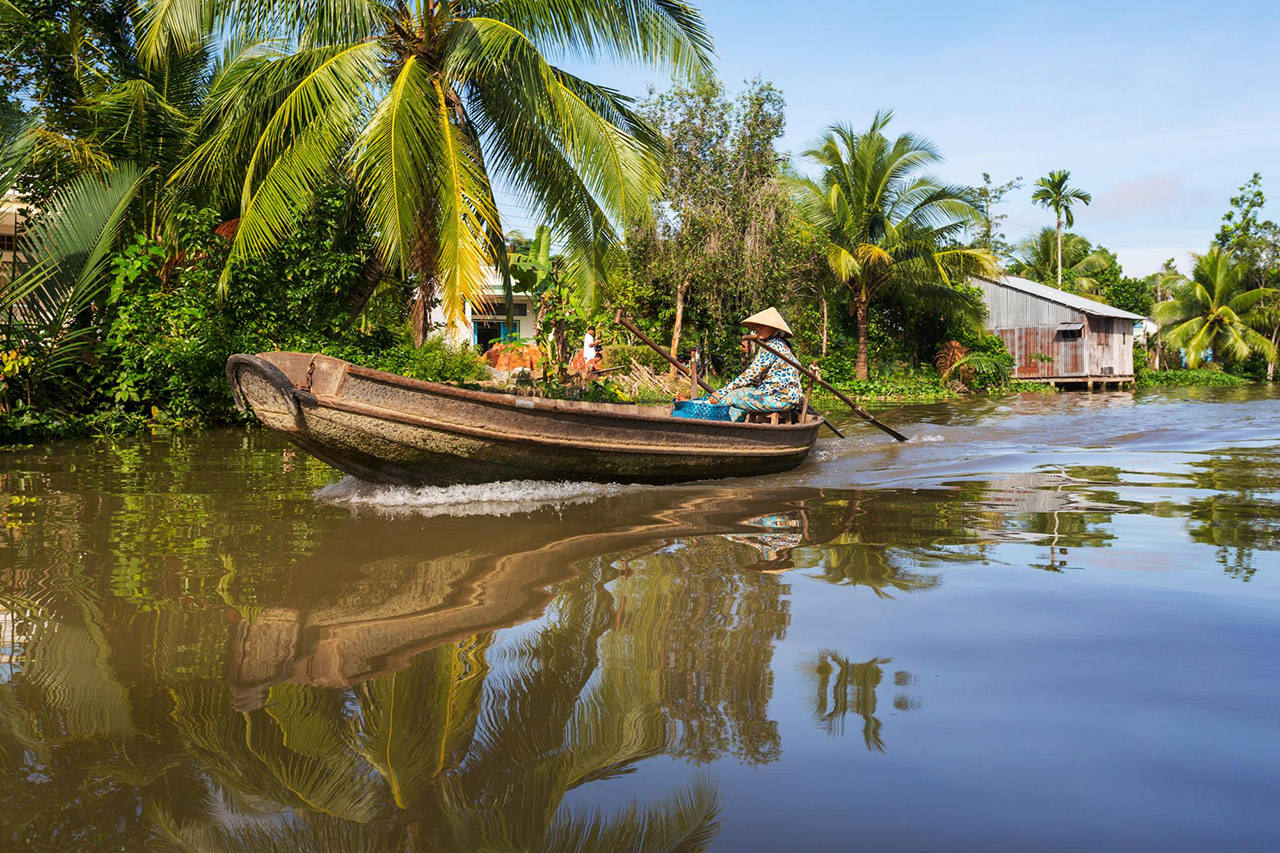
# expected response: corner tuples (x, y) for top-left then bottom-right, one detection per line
(807, 652), (920, 752)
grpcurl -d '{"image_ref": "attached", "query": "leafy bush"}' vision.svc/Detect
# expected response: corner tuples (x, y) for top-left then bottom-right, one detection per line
(1133, 342), (1249, 388)
(289, 332), (488, 385)
(1136, 369), (1247, 388)
(1, 192), (488, 441)
(814, 347), (860, 386)
(815, 373), (958, 403)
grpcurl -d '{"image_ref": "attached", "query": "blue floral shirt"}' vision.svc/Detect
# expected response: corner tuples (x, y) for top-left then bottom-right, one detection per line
(717, 338), (802, 407)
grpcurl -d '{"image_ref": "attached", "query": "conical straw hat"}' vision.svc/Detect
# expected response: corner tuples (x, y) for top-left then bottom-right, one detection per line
(741, 306), (792, 336)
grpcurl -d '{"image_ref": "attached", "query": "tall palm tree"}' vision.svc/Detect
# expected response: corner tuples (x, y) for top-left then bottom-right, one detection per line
(1031, 169), (1091, 287)
(1154, 247), (1278, 367)
(1013, 226), (1111, 294)
(152, 0), (713, 342)
(789, 112), (997, 381)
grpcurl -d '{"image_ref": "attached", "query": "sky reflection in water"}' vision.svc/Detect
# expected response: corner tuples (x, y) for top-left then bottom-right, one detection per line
(1, 389), (1279, 851)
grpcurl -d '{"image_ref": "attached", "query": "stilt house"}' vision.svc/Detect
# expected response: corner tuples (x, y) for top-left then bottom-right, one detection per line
(974, 275), (1144, 389)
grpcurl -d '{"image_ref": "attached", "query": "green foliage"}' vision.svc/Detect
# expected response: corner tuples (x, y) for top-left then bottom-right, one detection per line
(1154, 247), (1278, 367)
(2, 188), (486, 441)
(622, 76), (802, 358)
(153, 0), (712, 339)
(1011, 227), (1111, 294)
(789, 111), (996, 381)
(1031, 169), (1092, 230)
(1216, 173), (1280, 283)
(1031, 169), (1092, 286)
(1104, 274), (1155, 316)
(970, 172), (1023, 262)
(813, 374), (958, 403)
(815, 348), (955, 401)
(1010, 380), (1057, 394)
(1136, 368), (1248, 389)
(0, 162), (144, 412)
(1134, 341), (1248, 388)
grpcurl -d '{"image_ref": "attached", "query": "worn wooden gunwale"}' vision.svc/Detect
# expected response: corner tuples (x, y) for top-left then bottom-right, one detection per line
(227, 352), (821, 486)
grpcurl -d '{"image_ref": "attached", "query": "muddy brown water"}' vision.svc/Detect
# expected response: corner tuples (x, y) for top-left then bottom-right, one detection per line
(2, 386), (1279, 851)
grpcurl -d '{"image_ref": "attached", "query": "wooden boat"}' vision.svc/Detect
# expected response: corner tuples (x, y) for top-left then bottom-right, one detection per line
(227, 351), (822, 486)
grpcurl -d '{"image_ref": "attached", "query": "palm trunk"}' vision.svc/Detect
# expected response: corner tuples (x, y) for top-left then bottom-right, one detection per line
(668, 277), (689, 381)
(1269, 323), (1279, 381)
(854, 290), (870, 381)
(410, 277), (436, 347)
(820, 293), (829, 356)
(1056, 214), (1063, 287)
(343, 253), (388, 329)
(410, 216), (439, 347)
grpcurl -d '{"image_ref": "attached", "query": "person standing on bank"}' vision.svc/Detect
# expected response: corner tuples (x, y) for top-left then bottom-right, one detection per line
(708, 308), (802, 422)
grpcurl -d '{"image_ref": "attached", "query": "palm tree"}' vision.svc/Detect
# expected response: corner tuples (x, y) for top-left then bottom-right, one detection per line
(1154, 247), (1279, 367)
(1012, 226), (1111, 294)
(152, 0), (713, 343)
(789, 112), (998, 381)
(1031, 169), (1092, 286)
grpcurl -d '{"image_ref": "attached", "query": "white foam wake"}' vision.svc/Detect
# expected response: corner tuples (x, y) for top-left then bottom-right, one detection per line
(315, 476), (640, 518)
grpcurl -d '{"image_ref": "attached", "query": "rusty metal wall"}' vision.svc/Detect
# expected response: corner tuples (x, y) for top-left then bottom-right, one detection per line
(996, 327), (1086, 378)
(1086, 317), (1134, 376)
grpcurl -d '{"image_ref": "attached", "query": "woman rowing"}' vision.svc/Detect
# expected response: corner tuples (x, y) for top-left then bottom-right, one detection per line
(707, 307), (802, 422)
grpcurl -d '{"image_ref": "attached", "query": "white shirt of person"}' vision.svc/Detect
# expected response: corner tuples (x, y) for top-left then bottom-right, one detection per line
(582, 332), (595, 362)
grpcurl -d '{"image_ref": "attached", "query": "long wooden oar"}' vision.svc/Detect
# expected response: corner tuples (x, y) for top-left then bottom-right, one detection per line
(747, 336), (908, 442)
(614, 311), (846, 438)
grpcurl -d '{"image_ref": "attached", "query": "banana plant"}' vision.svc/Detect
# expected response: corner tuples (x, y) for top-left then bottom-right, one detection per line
(510, 226), (577, 381)
(0, 162), (144, 410)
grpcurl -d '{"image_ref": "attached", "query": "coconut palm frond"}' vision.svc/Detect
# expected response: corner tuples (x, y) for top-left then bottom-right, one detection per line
(147, 796), (395, 853)
(1154, 247), (1278, 367)
(166, 0), (712, 341)
(539, 775), (722, 853)
(786, 112), (995, 378)
(354, 641), (489, 810)
(1012, 227), (1110, 289)
(940, 351), (1011, 386)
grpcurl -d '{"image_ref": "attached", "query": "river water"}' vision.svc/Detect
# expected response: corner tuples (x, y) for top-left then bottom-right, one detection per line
(2, 387), (1279, 851)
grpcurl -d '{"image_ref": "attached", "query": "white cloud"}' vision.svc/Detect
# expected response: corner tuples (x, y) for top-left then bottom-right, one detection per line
(1092, 175), (1216, 219)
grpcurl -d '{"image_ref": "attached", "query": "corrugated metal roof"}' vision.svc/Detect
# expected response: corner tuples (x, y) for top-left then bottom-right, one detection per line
(976, 275), (1146, 320)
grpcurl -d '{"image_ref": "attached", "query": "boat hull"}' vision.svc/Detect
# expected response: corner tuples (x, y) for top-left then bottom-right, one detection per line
(227, 352), (820, 486)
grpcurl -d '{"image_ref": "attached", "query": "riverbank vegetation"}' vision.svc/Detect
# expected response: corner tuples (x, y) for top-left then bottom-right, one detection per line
(1, 2), (1278, 441)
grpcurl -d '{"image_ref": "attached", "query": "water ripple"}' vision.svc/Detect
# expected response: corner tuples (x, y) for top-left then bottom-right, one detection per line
(315, 476), (646, 518)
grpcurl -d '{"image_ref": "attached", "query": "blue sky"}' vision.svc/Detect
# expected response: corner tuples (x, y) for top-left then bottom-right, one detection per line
(510, 0), (1280, 276)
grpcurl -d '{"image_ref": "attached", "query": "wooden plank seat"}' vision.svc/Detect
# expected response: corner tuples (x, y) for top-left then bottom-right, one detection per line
(744, 408), (801, 425)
